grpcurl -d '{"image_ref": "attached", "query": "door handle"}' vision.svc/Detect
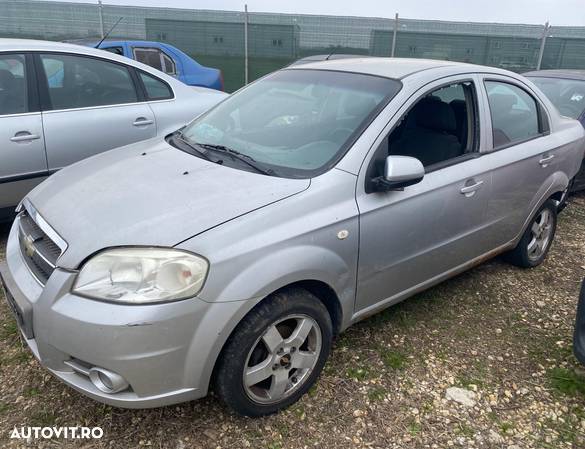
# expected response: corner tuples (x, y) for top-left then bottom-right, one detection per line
(539, 154), (555, 167)
(460, 180), (484, 197)
(10, 133), (40, 143)
(133, 118), (154, 127)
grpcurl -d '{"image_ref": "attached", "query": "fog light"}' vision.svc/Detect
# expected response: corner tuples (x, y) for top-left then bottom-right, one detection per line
(88, 367), (129, 394)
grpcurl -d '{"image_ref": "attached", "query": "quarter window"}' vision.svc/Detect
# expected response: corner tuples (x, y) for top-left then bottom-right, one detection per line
(40, 54), (137, 110)
(0, 54), (27, 115)
(133, 47), (176, 75)
(485, 81), (541, 148)
(138, 71), (173, 100)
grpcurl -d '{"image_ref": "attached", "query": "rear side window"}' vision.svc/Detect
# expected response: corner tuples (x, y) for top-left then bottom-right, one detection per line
(485, 81), (541, 149)
(133, 47), (176, 75)
(40, 54), (138, 110)
(0, 54), (27, 115)
(138, 71), (173, 100)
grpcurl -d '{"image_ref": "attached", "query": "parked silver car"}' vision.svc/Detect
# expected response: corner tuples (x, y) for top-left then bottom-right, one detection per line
(1, 58), (584, 416)
(0, 39), (226, 221)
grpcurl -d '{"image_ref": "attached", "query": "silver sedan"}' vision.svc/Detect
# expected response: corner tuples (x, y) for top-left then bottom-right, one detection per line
(0, 39), (227, 222)
(1, 57), (584, 416)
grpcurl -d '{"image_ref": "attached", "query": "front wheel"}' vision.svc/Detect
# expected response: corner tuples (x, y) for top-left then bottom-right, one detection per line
(505, 199), (557, 268)
(214, 288), (332, 417)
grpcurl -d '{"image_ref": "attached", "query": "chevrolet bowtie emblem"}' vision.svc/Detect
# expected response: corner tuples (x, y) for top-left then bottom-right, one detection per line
(23, 235), (37, 258)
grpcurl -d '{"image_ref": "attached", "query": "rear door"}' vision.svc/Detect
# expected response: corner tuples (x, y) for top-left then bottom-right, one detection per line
(0, 53), (47, 212)
(478, 76), (558, 246)
(36, 52), (156, 171)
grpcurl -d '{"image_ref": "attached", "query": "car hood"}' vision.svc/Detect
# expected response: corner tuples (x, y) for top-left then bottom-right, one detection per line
(26, 139), (310, 269)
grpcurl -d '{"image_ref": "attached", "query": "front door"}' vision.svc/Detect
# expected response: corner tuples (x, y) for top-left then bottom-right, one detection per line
(355, 77), (492, 314)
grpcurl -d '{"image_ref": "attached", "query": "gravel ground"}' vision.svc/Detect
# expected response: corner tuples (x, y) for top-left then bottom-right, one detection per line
(1, 194), (584, 449)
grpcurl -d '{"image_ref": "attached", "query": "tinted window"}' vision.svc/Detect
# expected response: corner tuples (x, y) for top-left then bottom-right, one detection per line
(387, 82), (477, 167)
(181, 70), (401, 177)
(0, 54), (27, 115)
(485, 81), (540, 148)
(139, 71), (173, 100)
(40, 54), (137, 110)
(528, 76), (585, 119)
(161, 53), (176, 75)
(134, 48), (163, 71)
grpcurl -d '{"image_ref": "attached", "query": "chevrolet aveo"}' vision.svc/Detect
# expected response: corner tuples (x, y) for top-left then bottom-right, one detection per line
(1, 58), (584, 417)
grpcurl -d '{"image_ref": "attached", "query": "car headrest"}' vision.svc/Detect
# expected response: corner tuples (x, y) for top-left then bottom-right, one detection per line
(343, 95), (377, 118)
(0, 69), (16, 91)
(416, 100), (457, 132)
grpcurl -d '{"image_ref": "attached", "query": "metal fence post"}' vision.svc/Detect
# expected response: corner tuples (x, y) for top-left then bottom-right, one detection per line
(391, 13), (398, 57)
(536, 21), (550, 70)
(244, 4), (249, 85)
(98, 0), (105, 39)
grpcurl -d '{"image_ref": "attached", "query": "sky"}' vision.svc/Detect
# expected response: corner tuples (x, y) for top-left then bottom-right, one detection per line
(52, 0), (585, 26)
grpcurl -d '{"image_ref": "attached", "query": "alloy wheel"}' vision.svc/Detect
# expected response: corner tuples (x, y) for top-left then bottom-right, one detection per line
(243, 314), (322, 404)
(527, 209), (553, 262)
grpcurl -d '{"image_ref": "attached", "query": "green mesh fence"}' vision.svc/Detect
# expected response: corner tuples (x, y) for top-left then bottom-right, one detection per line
(2, 0), (585, 92)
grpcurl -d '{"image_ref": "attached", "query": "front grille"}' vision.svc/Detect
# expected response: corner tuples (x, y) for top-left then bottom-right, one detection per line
(18, 209), (64, 286)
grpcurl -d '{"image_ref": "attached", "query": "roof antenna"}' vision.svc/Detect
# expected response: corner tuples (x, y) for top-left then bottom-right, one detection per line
(325, 48), (336, 60)
(95, 16), (124, 49)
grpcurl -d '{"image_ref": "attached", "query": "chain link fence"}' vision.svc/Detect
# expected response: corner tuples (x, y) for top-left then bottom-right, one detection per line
(2, 0), (585, 92)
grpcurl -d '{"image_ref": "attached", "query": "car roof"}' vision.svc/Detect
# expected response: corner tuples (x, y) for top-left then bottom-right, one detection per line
(523, 69), (585, 81)
(286, 57), (514, 80)
(69, 39), (174, 48)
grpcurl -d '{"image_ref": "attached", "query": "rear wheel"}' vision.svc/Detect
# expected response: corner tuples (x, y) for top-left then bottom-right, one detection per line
(215, 288), (332, 417)
(505, 200), (557, 268)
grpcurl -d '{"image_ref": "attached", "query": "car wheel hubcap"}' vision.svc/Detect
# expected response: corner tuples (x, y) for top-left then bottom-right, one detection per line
(243, 314), (322, 404)
(527, 209), (553, 262)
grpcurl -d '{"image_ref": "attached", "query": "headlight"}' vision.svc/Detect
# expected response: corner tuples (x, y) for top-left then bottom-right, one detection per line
(73, 248), (208, 304)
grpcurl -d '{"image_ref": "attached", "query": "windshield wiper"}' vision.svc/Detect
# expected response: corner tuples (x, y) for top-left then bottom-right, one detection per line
(171, 133), (222, 164)
(195, 143), (275, 176)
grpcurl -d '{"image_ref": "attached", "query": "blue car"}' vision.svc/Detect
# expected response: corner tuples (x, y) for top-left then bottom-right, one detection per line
(82, 40), (224, 91)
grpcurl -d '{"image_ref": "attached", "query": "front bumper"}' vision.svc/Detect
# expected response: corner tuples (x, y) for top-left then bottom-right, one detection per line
(0, 222), (250, 408)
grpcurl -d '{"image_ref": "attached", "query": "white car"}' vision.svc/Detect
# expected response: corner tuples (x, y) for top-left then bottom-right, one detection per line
(0, 39), (227, 221)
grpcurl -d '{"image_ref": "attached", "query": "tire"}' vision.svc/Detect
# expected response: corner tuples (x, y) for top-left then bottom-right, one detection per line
(505, 199), (557, 268)
(214, 287), (333, 417)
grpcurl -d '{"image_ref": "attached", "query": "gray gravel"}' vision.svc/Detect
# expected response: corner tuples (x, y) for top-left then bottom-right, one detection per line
(1, 194), (584, 448)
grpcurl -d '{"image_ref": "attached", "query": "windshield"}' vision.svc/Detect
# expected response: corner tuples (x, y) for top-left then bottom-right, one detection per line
(528, 76), (585, 120)
(181, 69), (401, 177)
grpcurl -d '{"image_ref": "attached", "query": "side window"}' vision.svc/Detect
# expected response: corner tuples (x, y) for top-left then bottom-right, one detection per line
(133, 47), (176, 75)
(0, 54), (27, 115)
(485, 81), (541, 149)
(161, 53), (176, 75)
(138, 71), (173, 100)
(386, 82), (477, 168)
(40, 54), (138, 110)
(102, 46), (124, 56)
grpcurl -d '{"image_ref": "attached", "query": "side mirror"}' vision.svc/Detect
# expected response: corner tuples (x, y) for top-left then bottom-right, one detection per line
(372, 156), (425, 191)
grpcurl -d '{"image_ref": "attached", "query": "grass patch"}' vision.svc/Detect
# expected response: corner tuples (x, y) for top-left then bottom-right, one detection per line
(23, 387), (40, 397)
(380, 349), (407, 370)
(0, 401), (11, 414)
(367, 386), (386, 402)
(28, 408), (57, 427)
(346, 366), (374, 381)
(408, 421), (422, 436)
(548, 367), (585, 397)
(0, 320), (18, 339)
